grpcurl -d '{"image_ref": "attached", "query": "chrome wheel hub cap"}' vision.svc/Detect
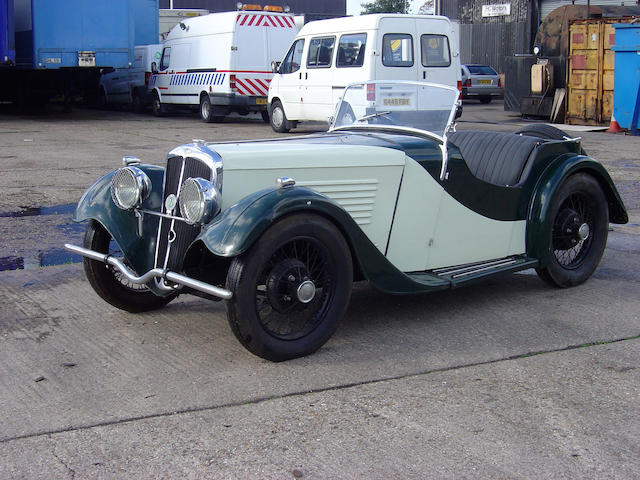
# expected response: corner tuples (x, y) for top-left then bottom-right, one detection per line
(296, 280), (316, 304)
(272, 108), (283, 127)
(578, 223), (590, 241)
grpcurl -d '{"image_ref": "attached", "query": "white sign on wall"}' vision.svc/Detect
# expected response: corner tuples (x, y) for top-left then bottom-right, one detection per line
(481, 4), (511, 17)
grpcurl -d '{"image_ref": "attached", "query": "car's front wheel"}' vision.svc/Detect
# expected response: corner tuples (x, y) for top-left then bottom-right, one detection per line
(536, 173), (609, 288)
(82, 220), (175, 312)
(225, 214), (353, 361)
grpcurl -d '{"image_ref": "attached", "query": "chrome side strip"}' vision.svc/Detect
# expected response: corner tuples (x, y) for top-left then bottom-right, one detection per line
(451, 259), (517, 278)
(434, 257), (517, 276)
(65, 244), (233, 300)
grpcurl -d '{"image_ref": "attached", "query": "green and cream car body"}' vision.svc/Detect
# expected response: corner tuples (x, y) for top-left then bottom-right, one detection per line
(66, 81), (628, 361)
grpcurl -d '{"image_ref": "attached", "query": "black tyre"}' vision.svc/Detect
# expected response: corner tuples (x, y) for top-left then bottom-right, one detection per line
(83, 220), (175, 312)
(151, 91), (164, 117)
(200, 94), (225, 123)
(479, 96), (492, 104)
(225, 214), (353, 361)
(261, 110), (270, 123)
(514, 124), (568, 139)
(535, 173), (609, 288)
(515, 124), (587, 155)
(97, 88), (107, 109)
(132, 93), (143, 114)
(270, 99), (291, 133)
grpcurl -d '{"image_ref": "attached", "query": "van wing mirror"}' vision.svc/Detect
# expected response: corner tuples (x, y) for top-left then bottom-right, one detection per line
(271, 61), (281, 73)
(151, 61), (158, 74)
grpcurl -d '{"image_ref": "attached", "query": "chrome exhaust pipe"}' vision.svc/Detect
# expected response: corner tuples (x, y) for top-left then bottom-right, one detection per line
(64, 244), (233, 300)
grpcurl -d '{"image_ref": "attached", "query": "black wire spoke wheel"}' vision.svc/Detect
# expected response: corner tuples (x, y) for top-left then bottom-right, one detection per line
(255, 237), (333, 340)
(551, 192), (594, 269)
(225, 214), (353, 361)
(536, 173), (608, 288)
(82, 220), (175, 312)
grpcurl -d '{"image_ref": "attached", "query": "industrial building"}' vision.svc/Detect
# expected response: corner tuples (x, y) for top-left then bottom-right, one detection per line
(158, 0), (346, 22)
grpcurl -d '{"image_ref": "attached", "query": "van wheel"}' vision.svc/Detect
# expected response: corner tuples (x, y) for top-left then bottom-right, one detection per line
(151, 92), (164, 117)
(200, 95), (224, 123)
(132, 94), (143, 114)
(270, 100), (291, 133)
(261, 111), (270, 123)
(479, 96), (492, 104)
(97, 88), (107, 109)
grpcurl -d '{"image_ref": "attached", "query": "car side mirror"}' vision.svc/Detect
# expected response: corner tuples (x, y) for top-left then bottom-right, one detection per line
(271, 61), (281, 73)
(151, 61), (158, 74)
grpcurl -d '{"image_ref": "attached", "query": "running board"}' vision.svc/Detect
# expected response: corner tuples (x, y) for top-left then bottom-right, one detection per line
(407, 256), (539, 289)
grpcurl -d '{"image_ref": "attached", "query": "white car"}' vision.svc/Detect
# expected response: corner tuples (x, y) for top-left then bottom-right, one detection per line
(66, 81), (627, 361)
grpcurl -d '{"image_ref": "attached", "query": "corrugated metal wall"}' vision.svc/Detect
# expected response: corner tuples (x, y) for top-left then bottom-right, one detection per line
(459, 21), (530, 73)
(441, 0), (533, 73)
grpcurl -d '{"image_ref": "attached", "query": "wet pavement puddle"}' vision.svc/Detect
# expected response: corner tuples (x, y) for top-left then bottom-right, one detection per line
(0, 248), (82, 272)
(0, 203), (76, 218)
(0, 203), (85, 272)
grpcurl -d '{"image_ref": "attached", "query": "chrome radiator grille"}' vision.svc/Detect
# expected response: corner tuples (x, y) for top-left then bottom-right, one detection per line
(155, 156), (212, 271)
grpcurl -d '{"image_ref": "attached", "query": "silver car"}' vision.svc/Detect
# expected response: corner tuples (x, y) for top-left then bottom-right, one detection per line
(461, 64), (503, 104)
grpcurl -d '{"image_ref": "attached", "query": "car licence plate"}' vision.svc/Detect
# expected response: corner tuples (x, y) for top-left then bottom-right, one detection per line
(383, 97), (410, 106)
(478, 79), (492, 85)
(255, 98), (267, 105)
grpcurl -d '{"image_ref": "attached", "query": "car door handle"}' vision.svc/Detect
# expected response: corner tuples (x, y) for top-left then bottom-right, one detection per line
(423, 71), (426, 80)
(305, 72), (308, 80)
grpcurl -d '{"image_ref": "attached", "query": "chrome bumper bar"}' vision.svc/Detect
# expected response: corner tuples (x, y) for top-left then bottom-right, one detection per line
(64, 244), (233, 300)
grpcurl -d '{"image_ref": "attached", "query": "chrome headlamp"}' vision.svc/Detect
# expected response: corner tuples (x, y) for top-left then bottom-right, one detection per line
(110, 166), (151, 210)
(179, 177), (220, 225)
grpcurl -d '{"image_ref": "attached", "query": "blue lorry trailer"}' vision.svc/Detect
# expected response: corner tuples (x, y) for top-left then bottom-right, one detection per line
(1, 0), (14, 65)
(1, 0), (158, 107)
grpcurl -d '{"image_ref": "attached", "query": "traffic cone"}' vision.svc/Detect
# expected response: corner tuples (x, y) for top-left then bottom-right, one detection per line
(606, 113), (624, 133)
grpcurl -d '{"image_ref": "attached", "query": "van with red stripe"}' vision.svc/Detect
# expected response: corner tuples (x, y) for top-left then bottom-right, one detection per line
(149, 5), (298, 122)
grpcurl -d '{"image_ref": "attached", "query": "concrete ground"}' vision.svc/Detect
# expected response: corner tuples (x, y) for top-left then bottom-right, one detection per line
(0, 100), (639, 479)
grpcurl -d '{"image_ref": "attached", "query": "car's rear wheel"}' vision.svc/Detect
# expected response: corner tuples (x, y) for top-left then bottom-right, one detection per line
(83, 220), (175, 312)
(270, 99), (291, 133)
(225, 214), (353, 361)
(536, 173), (608, 288)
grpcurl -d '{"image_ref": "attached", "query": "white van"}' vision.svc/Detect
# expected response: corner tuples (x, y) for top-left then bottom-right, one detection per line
(99, 44), (163, 113)
(267, 14), (462, 132)
(149, 6), (298, 123)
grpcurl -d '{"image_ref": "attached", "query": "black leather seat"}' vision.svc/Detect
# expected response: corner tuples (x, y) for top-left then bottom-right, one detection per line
(448, 131), (540, 186)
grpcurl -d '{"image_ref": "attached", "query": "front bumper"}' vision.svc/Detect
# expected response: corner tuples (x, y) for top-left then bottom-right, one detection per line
(65, 243), (233, 300)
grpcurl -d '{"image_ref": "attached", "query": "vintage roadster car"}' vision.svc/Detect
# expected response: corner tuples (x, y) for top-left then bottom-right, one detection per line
(65, 81), (628, 361)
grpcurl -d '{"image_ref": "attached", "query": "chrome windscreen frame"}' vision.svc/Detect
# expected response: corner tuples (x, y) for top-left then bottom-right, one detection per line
(328, 81), (459, 182)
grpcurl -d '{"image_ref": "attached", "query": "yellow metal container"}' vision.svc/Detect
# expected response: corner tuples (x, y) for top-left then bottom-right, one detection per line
(566, 19), (617, 125)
